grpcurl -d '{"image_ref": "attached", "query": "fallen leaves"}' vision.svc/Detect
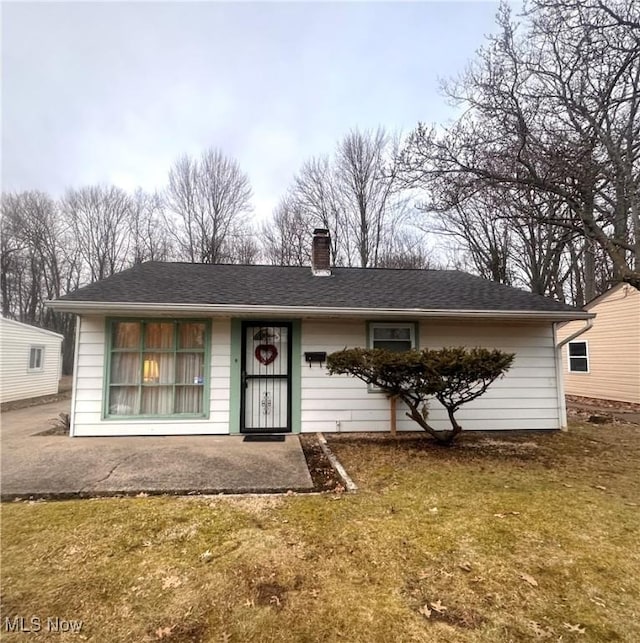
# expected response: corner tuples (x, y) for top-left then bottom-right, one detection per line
(526, 620), (586, 637)
(494, 511), (521, 518)
(527, 620), (554, 639)
(417, 599), (447, 619)
(154, 625), (174, 640)
(519, 573), (539, 587)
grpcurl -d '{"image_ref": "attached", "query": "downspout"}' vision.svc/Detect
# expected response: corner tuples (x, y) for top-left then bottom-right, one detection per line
(553, 318), (594, 430)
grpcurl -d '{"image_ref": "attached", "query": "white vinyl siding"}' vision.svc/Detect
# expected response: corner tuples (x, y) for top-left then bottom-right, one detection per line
(70, 313), (564, 436)
(71, 315), (230, 436)
(300, 319), (561, 433)
(0, 318), (63, 403)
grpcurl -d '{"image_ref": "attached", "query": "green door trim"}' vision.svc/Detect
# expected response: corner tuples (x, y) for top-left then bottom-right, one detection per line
(291, 320), (301, 434)
(229, 319), (301, 434)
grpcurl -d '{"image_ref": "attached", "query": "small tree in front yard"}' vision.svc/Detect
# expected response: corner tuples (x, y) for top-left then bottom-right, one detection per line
(326, 347), (515, 445)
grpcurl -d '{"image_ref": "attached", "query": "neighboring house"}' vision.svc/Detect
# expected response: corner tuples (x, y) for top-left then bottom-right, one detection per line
(0, 317), (64, 404)
(557, 284), (640, 405)
(48, 229), (591, 437)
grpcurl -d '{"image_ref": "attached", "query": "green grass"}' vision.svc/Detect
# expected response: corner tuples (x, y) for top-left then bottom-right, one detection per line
(2, 422), (639, 642)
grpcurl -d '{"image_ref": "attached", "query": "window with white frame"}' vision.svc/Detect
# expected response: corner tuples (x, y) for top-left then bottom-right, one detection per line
(368, 322), (417, 392)
(28, 346), (44, 371)
(568, 340), (589, 373)
(369, 323), (416, 352)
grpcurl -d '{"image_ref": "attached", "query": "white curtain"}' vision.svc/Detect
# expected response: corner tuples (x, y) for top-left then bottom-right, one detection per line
(109, 321), (205, 416)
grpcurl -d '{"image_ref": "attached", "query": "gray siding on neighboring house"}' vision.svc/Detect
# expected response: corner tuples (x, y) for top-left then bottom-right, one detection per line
(0, 318), (63, 403)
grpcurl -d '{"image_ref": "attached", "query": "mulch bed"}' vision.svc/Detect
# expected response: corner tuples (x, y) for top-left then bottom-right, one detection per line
(566, 394), (640, 413)
(299, 434), (344, 492)
(566, 395), (640, 425)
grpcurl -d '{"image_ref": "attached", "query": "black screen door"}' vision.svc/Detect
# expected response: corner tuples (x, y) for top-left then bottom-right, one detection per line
(240, 322), (292, 433)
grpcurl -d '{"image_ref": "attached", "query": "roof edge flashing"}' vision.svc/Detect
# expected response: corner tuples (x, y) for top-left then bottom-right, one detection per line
(45, 300), (593, 321)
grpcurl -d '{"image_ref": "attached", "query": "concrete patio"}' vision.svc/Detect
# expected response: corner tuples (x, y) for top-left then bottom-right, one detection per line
(0, 401), (313, 499)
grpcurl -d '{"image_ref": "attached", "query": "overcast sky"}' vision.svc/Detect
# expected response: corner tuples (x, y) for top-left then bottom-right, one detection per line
(2, 1), (501, 219)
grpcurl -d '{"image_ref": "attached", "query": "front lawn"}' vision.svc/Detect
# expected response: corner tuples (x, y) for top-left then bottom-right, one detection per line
(2, 422), (639, 642)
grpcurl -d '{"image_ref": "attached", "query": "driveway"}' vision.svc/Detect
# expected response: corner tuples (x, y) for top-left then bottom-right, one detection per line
(0, 401), (313, 499)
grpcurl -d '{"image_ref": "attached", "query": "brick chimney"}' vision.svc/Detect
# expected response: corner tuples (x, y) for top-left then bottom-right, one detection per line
(311, 228), (331, 276)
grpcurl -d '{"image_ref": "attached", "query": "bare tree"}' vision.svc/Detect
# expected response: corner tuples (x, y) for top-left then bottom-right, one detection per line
(336, 128), (405, 267)
(223, 231), (261, 264)
(287, 128), (415, 267)
(377, 228), (432, 269)
(261, 196), (312, 266)
(165, 148), (253, 263)
(291, 156), (344, 263)
(129, 189), (172, 264)
(62, 185), (132, 282)
(402, 0), (640, 292)
(1, 191), (81, 372)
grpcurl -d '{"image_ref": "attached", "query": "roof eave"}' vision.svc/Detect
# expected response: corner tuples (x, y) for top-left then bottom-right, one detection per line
(45, 300), (594, 321)
(0, 316), (65, 339)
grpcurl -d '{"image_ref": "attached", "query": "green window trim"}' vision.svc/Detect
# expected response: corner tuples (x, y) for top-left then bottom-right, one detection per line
(103, 318), (211, 420)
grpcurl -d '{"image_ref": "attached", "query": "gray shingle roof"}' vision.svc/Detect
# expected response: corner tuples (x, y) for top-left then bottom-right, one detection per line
(55, 262), (584, 314)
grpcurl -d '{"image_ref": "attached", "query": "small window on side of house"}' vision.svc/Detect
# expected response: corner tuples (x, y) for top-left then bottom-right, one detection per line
(568, 341), (589, 373)
(368, 322), (417, 392)
(28, 346), (44, 372)
(370, 323), (416, 352)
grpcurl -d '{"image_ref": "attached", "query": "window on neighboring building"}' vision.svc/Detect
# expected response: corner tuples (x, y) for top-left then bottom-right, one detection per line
(568, 340), (589, 373)
(28, 346), (44, 371)
(106, 320), (209, 417)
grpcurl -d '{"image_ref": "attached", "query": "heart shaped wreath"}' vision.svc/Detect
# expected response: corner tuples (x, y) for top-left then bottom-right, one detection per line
(255, 344), (278, 366)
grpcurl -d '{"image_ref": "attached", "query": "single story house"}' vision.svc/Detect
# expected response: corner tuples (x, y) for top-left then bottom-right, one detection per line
(48, 230), (592, 437)
(557, 283), (639, 404)
(0, 317), (63, 404)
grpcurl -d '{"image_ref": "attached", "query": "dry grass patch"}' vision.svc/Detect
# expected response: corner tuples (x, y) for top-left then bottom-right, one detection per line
(2, 422), (639, 642)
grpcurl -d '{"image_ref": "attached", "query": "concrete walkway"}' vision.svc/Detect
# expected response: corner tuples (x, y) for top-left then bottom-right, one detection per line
(0, 401), (313, 499)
